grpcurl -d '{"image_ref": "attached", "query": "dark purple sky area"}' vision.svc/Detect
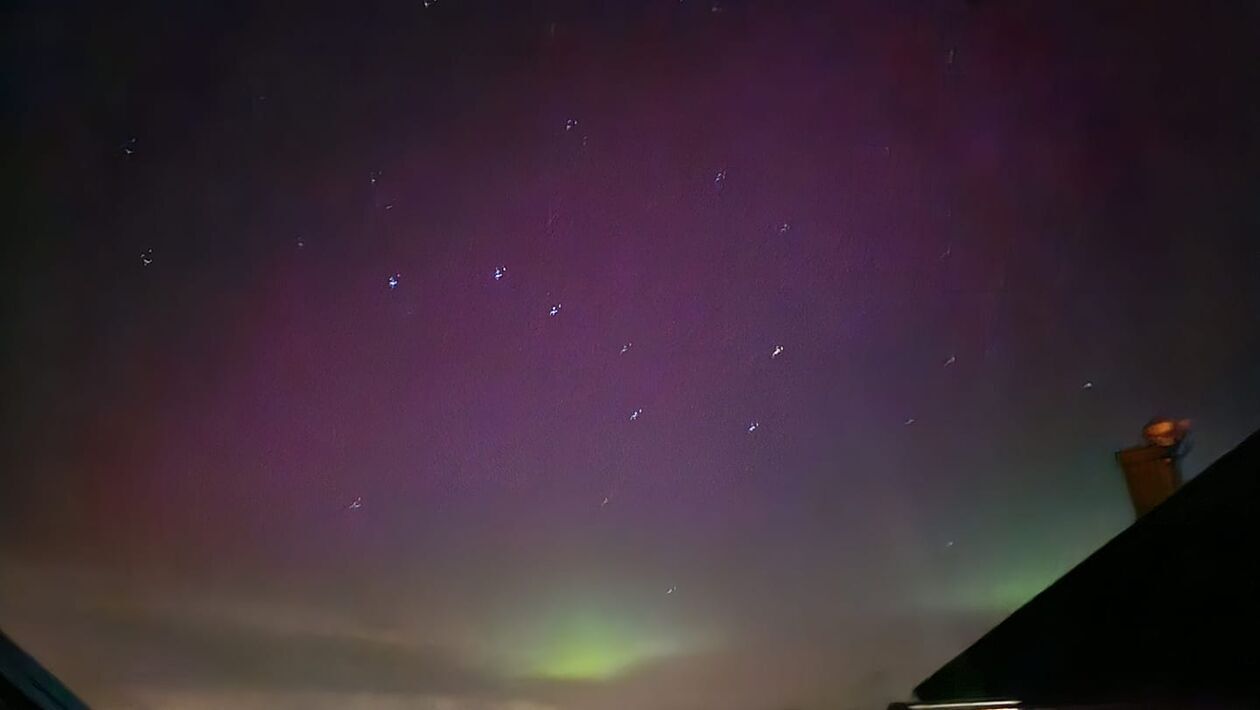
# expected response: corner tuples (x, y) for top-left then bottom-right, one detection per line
(3, 1), (1260, 708)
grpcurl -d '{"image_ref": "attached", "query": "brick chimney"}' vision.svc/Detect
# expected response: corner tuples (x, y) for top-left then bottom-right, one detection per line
(1114, 418), (1190, 517)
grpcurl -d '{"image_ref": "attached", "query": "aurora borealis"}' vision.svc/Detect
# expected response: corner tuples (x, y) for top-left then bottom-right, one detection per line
(3, 1), (1260, 708)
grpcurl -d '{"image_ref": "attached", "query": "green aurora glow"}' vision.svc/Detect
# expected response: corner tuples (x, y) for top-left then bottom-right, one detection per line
(506, 605), (689, 681)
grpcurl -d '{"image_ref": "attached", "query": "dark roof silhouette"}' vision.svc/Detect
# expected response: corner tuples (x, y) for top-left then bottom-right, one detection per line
(0, 630), (88, 709)
(909, 429), (1260, 707)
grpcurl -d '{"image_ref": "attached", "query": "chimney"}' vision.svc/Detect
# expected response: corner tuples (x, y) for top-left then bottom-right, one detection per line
(1114, 418), (1189, 517)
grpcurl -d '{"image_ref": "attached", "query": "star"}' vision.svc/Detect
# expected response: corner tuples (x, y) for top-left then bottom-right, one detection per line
(943, 355), (956, 367)
(666, 585), (677, 595)
(620, 342), (632, 354)
(348, 496), (363, 510)
(387, 273), (401, 289)
(904, 417), (916, 426)
(747, 421), (760, 433)
(1082, 381), (1094, 390)
(629, 409), (642, 421)
(549, 303), (562, 317)
(771, 345), (785, 359)
(493, 265), (506, 281)
(140, 248), (154, 266)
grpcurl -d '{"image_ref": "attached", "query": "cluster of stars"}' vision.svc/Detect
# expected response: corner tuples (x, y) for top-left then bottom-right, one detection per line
(105, 16), (1121, 607)
(336, 123), (1101, 579)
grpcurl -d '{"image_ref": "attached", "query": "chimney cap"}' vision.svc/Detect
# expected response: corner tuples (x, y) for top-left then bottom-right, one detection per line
(1143, 417), (1190, 448)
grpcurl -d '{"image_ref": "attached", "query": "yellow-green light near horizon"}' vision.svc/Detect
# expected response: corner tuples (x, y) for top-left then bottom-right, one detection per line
(521, 611), (682, 681)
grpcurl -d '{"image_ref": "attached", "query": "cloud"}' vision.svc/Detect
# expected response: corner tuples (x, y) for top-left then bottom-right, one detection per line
(0, 564), (546, 708)
(1, 562), (991, 710)
(61, 604), (500, 696)
(120, 689), (557, 710)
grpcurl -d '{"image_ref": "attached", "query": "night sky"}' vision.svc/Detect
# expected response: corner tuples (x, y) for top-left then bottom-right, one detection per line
(3, 1), (1260, 708)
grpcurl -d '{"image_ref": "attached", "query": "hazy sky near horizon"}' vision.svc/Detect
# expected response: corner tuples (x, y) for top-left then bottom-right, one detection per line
(3, 1), (1259, 708)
